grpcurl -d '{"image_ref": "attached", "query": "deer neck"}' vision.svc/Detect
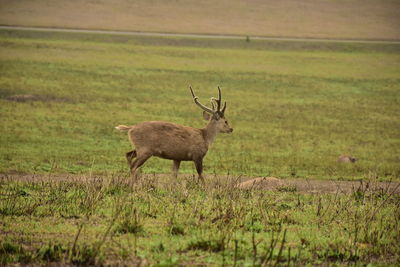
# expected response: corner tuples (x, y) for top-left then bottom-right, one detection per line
(203, 119), (219, 146)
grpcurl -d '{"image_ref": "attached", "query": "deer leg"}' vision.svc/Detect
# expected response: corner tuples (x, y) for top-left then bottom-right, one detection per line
(194, 159), (205, 184)
(130, 152), (152, 178)
(126, 150), (137, 167)
(172, 160), (181, 178)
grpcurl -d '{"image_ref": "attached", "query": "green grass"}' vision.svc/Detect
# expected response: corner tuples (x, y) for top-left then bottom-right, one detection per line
(1, 175), (399, 265)
(0, 29), (400, 180)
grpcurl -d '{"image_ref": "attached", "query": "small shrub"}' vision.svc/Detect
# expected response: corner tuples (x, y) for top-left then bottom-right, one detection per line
(169, 225), (185, 236)
(152, 243), (165, 253)
(115, 219), (145, 235)
(0, 241), (20, 254)
(115, 206), (145, 235)
(186, 239), (225, 253)
(0, 241), (33, 264)
(36, 243), (66, 262)
(156, 256), (180, 266)
(277, 186), (297, 192)
(70, 244), (98, 265)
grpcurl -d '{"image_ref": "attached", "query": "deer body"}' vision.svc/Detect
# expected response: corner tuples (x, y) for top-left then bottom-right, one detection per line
(116, 86), (232, 181)
(119, 121), (209, 161)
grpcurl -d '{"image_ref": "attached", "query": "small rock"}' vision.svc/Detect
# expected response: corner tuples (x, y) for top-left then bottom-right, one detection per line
(337, 155), (357, 163)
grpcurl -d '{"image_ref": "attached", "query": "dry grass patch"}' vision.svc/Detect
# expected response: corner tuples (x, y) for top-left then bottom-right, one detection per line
(0, 0), (399, 40)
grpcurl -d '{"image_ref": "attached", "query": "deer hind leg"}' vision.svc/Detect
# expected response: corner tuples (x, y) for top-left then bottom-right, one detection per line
(130, 151), (152, 179)
(126, 150), (137, 167)
(172, 160), (181, 178)
(194, 159), (205, 184)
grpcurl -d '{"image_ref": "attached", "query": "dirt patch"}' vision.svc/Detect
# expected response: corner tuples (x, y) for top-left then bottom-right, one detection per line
(237, 177), (400, 194)
(1, 173), (399, 194)
(5, 94), (71, 103)
(236, 177), (284, 189)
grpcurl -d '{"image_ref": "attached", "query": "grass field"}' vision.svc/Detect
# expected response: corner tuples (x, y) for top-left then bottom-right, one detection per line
(0, 29), (399, 180)
(1, 174), (400, 265)
(0, 29), (400, 265)
(0, 0), (399, 41)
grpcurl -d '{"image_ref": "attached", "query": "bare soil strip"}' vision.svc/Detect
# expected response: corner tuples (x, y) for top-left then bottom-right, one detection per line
(237, 177), (400, 194)
(1, 173), (399, 194)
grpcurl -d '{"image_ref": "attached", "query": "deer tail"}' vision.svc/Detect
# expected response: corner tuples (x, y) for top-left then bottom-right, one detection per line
(115, 125), (132, 131)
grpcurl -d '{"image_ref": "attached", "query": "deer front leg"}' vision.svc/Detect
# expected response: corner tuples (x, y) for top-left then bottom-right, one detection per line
(194, 159), (205, 184)
(172, 160), (181, 178)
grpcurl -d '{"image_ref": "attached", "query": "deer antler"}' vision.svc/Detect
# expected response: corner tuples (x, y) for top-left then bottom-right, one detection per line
(190, 86), (215, 114)
(190, 85), (227, 115)
(212, 86), (226, 114)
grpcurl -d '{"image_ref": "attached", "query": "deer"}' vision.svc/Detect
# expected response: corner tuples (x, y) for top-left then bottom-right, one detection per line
(115, 86), (233, 182)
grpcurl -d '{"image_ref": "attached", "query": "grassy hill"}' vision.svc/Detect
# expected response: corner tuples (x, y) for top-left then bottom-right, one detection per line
(0, 0), (399, 40)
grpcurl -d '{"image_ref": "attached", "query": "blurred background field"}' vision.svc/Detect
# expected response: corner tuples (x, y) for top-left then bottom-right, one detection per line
(0, 0), (399, 40)
(1, 29), (399, 180)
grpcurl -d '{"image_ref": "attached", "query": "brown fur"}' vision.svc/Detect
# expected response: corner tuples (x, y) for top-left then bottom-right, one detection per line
(128, 121), (208, 161)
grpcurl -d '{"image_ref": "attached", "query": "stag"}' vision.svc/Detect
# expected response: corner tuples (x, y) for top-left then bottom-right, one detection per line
(115, 86), (233, 182)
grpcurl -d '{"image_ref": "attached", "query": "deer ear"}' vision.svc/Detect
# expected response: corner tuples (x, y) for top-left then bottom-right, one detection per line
(202, 111), (211, 120)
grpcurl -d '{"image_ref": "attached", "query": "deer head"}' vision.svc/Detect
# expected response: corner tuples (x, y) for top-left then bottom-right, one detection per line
(190, 86), (233, 134)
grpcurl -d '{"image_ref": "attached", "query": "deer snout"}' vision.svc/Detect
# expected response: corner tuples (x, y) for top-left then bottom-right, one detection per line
(221, 127), (233, 133)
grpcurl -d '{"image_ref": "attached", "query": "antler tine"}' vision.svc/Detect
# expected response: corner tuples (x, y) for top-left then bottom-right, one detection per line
(217, 86), (222, 100)
(210, 86), (227, 114)
(189, 85), (196, 98)
(210, 98), (216, 111)
(221, 101), (226, 114)
(216, 86), (222, 111)
(189, 85), (215, 114)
